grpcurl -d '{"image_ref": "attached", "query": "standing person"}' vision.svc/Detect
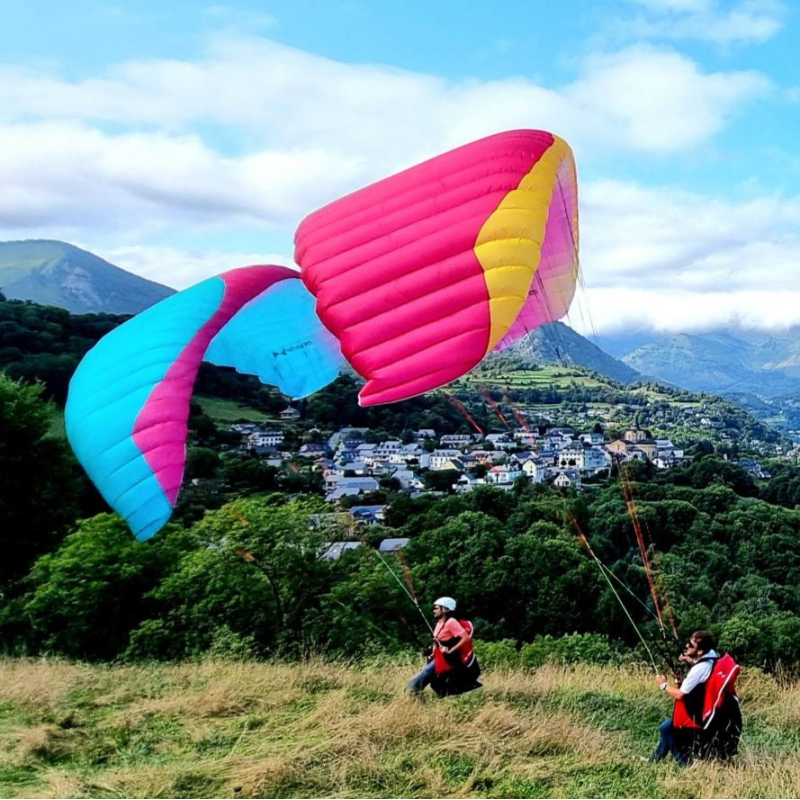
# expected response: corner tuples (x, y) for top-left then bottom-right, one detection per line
(406, 597), (480, 697)
(648, 630), (741, 765)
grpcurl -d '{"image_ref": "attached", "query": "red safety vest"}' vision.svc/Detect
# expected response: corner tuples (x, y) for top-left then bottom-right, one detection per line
(673, 653), (741, 730)
(433, 619), (476, 675)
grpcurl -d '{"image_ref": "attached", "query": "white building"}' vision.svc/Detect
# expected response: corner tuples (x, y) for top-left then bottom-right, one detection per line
(547, 427), (575, 447)
(557, 442), (586, 469)
(487, 465), (523, 485)
(321, 542), (363, 560)
(440, 434), (473, 447)
(429, 449), (464, 470)
(247, 430), (284, 448)
(655, 439), (684, 460)
(582, 446), (611, 475)
(390, 469), (425, 490)
(520, 457), (547, 484)
(552, 469), (582, 490)
(454, 474), (487, 494)
(372, 440), (404, 457)
(485, 433), (516, 450)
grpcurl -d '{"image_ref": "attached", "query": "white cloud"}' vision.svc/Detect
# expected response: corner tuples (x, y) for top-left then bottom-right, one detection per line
(0, 34), (788, 323)
(96, 244), (294, 289)
(574, 179), (800, 333)
(567, 46), (768, 151)
(0, 37), (769, 239)
(0, 36), (768, 156)
(580, 287), (800, 332)
(0, 121), (367, 235)
(621, 0), (785, 45)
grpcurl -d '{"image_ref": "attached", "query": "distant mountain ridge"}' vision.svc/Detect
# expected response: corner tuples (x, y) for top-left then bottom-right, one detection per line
(0, 240), (174, 314)
(608, 329), (800, 397)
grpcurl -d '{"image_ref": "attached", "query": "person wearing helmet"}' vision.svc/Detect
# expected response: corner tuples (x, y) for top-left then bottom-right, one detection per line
(406, 597), (474, 696)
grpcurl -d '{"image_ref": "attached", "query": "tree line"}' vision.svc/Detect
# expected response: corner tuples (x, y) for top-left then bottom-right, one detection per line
(3, 363), (800, 669)
(4, 297), (800, 668)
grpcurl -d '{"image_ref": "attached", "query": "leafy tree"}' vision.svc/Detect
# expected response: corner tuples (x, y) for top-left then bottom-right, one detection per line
(221, 455), (278, 493)
(127, 498), (335, 658)
(186, 447), (221, 480)
(0, 374), (82, 586)
(13, 515), (194, 659)
(423, 469), (460, 493)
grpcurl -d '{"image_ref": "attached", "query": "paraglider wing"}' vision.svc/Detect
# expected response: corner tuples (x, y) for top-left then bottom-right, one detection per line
(65, 266), (342, 541)
(295, 129), (579, 406)
(494, 144), (578, 349)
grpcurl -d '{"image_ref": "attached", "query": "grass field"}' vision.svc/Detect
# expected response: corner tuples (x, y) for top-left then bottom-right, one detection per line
(463, 366), (612, 391)
(1, 658), (799, 799)
(465, 367), (705, 408)
(194, 396), (274, 425)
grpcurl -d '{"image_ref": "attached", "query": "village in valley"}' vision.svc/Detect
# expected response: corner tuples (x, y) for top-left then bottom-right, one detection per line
(216, 389), (780, 558)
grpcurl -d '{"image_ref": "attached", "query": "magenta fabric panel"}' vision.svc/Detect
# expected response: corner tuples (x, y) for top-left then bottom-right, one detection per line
(359, 329), (490, 406)
(346, 275), (491, 374)
(307, 201), (505, 307)
(132, 266), (296, 504)
(325, 241), (490, 341)
(496, 156), (578, 349)
(302, 181), (522, 292)
(295, 130), (555, 405)
(341, 270), (489, 360)
(296, 130), (555, 268)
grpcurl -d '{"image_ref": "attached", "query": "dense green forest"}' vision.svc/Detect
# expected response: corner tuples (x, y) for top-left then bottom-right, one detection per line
(3, 297), (800, 672)
(3, 418), (800, 670)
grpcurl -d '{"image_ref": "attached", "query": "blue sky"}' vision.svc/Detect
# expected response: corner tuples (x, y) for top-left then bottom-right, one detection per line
(1, 0), (798, 333)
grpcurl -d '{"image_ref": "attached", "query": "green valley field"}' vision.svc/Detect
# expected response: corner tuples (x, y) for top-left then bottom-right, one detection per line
(2, 658), (799, 799)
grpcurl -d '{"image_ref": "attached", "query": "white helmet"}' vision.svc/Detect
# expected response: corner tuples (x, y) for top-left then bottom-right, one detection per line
(433, 596), (456, 611)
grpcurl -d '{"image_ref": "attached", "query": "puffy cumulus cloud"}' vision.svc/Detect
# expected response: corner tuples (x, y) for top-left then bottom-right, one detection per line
(621, 0), (785, 45)
(0, 36), (770, 243)
(0, 36), (768, 157)
(567, 46), (768, 151)
(581, 287), (800, 333)
(96, 244), (295, 289)
(574, 179), (800, 333)
(0, 34), (784, 305)
(0, 121), (367, 234)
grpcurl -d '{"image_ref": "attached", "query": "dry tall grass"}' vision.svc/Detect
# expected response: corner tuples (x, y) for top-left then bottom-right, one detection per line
(1, 658), (799, 798)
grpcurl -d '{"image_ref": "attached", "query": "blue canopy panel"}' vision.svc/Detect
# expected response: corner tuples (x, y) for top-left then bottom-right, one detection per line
(66, 266), (342, 541)
(205, 277), (342, 398)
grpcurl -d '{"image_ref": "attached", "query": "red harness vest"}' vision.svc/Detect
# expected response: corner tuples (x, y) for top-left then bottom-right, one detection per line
(433, 619), (476, 674)
(673, 653), (741, 730)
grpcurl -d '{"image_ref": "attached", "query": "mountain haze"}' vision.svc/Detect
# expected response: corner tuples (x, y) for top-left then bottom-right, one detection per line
(0, 240), (174, 314)
(620, 329), (800, 397)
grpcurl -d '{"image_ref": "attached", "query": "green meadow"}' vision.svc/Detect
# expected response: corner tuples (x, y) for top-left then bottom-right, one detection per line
(1, 658), (798, 799)
(193, 396), (275, 425)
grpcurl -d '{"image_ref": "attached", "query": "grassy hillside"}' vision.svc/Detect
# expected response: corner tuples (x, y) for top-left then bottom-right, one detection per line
(462, 365), (613, 391)
(194, 396), (274, 425)
(1, 659), (798, 799)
